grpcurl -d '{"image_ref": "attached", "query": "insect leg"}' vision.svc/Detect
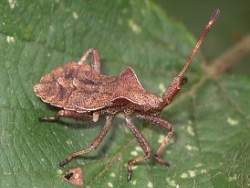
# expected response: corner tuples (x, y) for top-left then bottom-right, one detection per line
(78, 48), (101, 74)
(136, 113), (173, 168)
(59, 114), (113, 167)
(38, 110), (93, 122)
(125, 113), (152, 181)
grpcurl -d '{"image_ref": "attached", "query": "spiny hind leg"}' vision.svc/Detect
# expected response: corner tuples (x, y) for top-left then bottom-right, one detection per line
(59, 115), (114, 166)
(38, 110), (93, 122)
(78, 48), (101, 74)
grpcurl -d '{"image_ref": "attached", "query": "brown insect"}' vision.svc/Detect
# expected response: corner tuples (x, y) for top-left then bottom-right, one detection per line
(34, 9), (219, 181)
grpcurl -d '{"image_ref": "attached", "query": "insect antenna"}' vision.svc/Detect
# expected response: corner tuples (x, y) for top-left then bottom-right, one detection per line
(161, 9), (220, 106)
(177, 8), (220, 78)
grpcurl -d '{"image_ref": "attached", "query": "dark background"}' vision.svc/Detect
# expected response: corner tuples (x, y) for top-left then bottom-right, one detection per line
(153, 0), (250, 75)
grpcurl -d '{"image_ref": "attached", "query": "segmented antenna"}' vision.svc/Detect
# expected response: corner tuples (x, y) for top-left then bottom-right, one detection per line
(162, 9), (220, 105)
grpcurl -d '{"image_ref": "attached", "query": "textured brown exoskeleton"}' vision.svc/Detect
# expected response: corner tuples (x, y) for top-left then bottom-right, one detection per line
(34, 9), (219, 181)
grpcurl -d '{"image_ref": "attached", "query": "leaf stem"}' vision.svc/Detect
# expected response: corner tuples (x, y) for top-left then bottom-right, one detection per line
(206, 35), (250, 79)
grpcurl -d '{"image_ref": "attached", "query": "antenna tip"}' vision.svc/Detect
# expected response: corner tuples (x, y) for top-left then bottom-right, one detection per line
(210, 8), (220, 22)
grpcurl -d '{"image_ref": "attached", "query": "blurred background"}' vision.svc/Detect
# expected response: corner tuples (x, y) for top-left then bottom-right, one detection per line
(153, 0), (250, 76)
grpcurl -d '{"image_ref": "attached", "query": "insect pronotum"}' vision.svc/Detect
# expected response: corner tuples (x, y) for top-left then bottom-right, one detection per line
(34, 9), (220, 181)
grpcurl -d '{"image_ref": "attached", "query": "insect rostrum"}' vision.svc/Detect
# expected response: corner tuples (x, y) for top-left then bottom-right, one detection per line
(34, 9), (219, 181)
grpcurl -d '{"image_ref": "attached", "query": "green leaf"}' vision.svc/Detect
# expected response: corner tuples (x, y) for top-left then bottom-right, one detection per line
(0, 1), (249, 187)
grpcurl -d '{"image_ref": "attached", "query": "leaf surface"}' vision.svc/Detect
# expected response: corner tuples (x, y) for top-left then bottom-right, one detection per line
(0, 1), (249, 187)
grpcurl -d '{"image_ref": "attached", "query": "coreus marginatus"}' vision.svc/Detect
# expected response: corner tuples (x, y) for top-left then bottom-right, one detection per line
(34, 9), (220, 181)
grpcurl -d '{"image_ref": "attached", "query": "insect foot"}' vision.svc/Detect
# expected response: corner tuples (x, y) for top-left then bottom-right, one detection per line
(34, 9), (219, 181)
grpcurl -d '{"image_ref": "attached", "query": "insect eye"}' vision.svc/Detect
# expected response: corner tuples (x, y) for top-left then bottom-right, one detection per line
(181, 77), (188, 85)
